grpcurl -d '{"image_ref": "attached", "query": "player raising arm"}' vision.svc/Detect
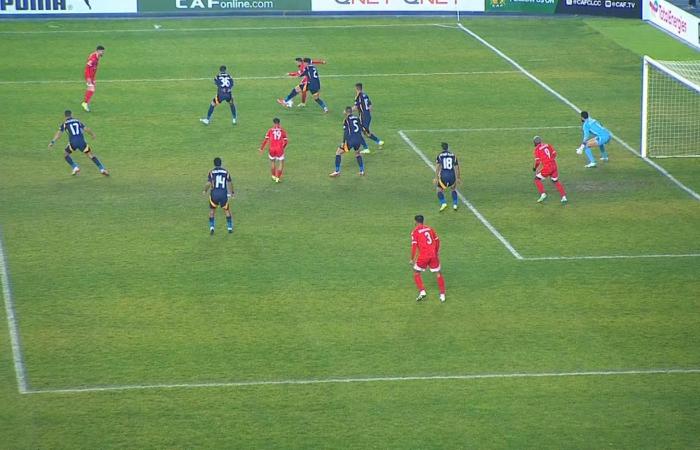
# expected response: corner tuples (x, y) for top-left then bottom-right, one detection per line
(533, 136), (567, 204)
(200, 66), (237, 126)
(203, 157), (234, 235)
(259, 118), (288, 183)
(82, 45), (104, 112)
(576, 111), (611, 168)
(278, 58), (328, 113)
(410, 215), (446, 303)
(290, 57), (326, 107)
(329, 107), (366, 177)
(435, 142), (461, 212)
(48, 110), (109, 176)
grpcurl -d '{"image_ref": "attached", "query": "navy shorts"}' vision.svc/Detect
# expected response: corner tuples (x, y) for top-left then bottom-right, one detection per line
(66, 141), (90, 154)
(438, 171), (456, 189)
(360, 113), (372, 132)
(215, 92), (233, 104)
(209, 189), (229, 209)
(343, 138), (363, 152)
(308, 81), (320, 94)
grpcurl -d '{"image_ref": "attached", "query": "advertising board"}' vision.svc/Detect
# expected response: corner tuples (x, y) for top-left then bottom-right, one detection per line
(0, 0), (137, 14)
(485, 0), (556, 13)
(644, 0), (700, 49)
(138, 0), (311, 13)
(311, 0), (485, 13)
(554, 0), (641, 18)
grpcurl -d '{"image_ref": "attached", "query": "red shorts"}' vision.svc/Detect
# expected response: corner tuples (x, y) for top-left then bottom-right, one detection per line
(537, 165), (559, 180)
(414, 254), (441, 272)
(268, 148), (285, 160)
(85, 69), (96, 85)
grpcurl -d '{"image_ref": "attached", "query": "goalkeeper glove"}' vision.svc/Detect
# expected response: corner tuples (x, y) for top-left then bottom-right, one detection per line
(576, 145), (584, 155)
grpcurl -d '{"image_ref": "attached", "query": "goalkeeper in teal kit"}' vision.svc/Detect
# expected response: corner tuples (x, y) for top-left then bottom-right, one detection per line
(576, 111), (611, 168)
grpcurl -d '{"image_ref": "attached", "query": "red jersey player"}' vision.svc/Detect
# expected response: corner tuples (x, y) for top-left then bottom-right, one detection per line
(410, 215), (446, 303)
(82, 45), (105, 112)
(286, 56), (326, 107)
(532, 136), (568, 204)
(259, 117), (288, 183)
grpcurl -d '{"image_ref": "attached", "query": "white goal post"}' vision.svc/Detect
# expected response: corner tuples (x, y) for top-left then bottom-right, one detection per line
(641, 56), (700, 158)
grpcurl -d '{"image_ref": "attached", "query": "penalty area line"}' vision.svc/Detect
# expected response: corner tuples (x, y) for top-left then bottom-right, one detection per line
(0, 226), (29, 394)
(24, 368), (700, 395)
(455, 23), (700, 202)
(524, 253), (700, 261)
(398, 130), (524, 260)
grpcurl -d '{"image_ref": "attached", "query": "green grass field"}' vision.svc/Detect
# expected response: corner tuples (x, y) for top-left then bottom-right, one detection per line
(1, 15), (699, 449)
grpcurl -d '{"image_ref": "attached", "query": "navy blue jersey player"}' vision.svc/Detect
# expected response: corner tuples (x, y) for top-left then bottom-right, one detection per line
(435, 142), (461, 212)
(203, 157), (234, 235)
(354, 83), (384, 154)
(48, 110), (109, 176)
(200, 66), (237, 126)
(330, 107), (366, 177)
(278, 58), (328, 113)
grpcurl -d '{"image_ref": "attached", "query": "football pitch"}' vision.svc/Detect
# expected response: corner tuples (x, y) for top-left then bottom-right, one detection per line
(1, 15), (699, 448)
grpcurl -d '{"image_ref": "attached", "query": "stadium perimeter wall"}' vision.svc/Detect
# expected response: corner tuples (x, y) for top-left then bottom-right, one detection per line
(0, 0), (644, 18)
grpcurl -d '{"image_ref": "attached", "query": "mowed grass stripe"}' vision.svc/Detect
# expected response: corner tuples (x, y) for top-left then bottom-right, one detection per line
(0, 70), (519, 85)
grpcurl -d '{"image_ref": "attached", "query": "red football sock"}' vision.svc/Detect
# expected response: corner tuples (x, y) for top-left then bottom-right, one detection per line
(85, 90), (94, 103)
(436, 273), (446, 295)
(301, 90), (307, 103)
(554, 181), (566, 197)
(276, 169), (283, 179)
(413, 272), (425, 291)
(271, 168), (276, 176)
(534, 179), (545, 194)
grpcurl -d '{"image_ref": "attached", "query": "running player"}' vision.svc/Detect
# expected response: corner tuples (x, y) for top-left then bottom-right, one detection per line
(278, 58), (328, 113)
(329, 107), (366, 177)
(200, 66), (237, 126)
(259, 118), (288, 183)
(48, 110), (109, 176)
(435, 142), (461, 212)
(411, 215), (446, 303)
(354, 83), (384, 154)
(533, 136), (567, 204)
(82, 45), (104, 112)
(203, 157), (234, 235)
(576, 111), (611, 168)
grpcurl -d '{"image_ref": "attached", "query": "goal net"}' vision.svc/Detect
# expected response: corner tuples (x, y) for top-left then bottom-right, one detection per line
(641, 56), (700, 158)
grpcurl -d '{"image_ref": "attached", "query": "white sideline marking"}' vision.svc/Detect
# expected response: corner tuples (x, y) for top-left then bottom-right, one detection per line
(456, 23), (700, 202)
(525, 254), (700, 261)
(0, 71), (517, 86)
(0, 22), (452, 35)
(398, 130), (524, 260)
(24, 368), (700, 395)
(0, 227), (29, 394)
